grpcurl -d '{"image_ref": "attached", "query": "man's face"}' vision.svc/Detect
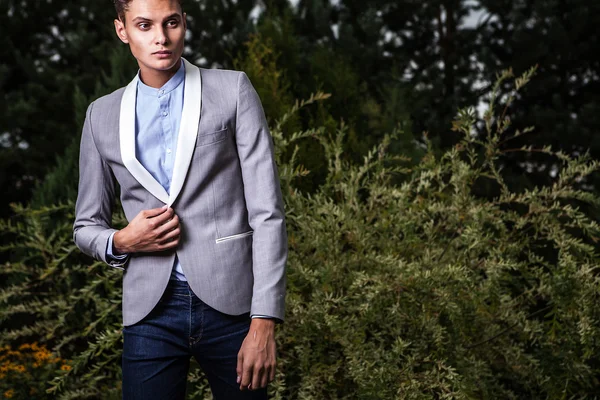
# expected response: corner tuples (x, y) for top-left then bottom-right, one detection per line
(114, 0), (186, 77)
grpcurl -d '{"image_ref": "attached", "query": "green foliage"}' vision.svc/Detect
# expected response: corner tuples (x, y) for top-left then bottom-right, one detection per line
(249, 9), (422, 191)
(0, 202), (126, 399)
(1, 68), (599, 399)
(30, 46), (137, 208)
(233, 31), (332, 194)
(0, 0), (128, 218)
(272, 66), (600, 398)
(233, 34), (296, 128)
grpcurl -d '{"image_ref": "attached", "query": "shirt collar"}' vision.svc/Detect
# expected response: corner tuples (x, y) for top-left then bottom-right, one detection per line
(137, 59), (185, 97)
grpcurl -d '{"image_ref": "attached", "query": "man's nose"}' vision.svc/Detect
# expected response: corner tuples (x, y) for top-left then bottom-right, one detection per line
(155, 27), (169, 45)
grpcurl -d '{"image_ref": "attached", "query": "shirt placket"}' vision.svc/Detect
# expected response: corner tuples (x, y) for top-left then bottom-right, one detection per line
(159, 89), (173, 193)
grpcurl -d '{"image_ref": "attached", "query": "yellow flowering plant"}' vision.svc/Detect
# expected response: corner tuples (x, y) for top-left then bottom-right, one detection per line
(0, 343), (71, 399)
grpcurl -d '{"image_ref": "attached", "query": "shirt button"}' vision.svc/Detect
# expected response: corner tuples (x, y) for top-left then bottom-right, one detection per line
(162, 111), (168, 117)
(166, 148), (172, 154)
(159, 89), (165, 95)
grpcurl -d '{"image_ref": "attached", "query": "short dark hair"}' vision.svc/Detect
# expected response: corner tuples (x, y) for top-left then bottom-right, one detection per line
(114, 0), (183, 23)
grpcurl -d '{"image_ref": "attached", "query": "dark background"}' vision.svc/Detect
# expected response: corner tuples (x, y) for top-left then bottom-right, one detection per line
(1, 0), (599, 215)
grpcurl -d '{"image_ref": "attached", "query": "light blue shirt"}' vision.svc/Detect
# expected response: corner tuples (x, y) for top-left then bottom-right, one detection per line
(107, 59), (187, 281)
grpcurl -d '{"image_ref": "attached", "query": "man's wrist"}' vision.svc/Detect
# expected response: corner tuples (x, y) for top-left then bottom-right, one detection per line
(250, 317), (276, 330)
(113, 229), (129, 255)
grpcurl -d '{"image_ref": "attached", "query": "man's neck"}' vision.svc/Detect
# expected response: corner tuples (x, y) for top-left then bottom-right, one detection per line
(138, 58), (183, 88)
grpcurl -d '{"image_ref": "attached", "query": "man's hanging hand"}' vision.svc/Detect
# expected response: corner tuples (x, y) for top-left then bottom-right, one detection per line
(236, 318), (277, 391)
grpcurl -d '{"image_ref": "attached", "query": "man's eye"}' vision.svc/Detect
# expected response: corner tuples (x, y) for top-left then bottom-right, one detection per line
(139, 23), (150, 30)
(167, 20), (178, 27)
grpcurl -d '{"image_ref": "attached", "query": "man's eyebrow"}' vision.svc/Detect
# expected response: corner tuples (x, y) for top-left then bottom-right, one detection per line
(131, 13), (182, 23)
(131, 16), (151, 23)
(164, 13), (182, 21)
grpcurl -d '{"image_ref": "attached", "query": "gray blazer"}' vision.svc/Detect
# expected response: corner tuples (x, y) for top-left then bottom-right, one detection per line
(73, 58), (287, 326)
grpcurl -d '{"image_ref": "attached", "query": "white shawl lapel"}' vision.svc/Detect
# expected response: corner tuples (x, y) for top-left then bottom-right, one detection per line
(119, 57), (202, 206)
(168, 58), (201, 206)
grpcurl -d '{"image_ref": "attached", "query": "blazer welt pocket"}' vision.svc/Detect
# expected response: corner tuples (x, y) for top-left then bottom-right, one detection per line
(215, 230), (253, 244)
(196, 127), (228, 147)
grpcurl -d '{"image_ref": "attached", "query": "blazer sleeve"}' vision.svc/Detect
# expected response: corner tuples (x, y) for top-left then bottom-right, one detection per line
(235, 72), (288, 321)
(73, 101), (127, 270)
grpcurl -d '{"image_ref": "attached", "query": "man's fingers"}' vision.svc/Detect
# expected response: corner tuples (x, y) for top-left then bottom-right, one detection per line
(159, 227), (180, 242)
(157, 237), (179, 251)
(150, 207), (175, 226)
(156, 214), (179, 236)
(269, 360), (276, 382)
(125, 207), (180, 253)
(240, 363), (252, 390)
(143, 205), (168, 218)
(236, 352), (243, 387)
(251, 364), (263, 390)
(260, 369), (269, 389)
(157, 235), (179, 249)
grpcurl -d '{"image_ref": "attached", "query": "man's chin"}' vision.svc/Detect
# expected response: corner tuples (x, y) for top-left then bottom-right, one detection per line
(139, 57), (182, 73)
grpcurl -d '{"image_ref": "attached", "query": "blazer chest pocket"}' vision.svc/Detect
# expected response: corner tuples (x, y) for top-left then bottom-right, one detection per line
(196, 127), (228, 147)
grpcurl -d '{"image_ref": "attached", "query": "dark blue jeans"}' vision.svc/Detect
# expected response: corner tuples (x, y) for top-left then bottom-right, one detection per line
(122, 279), (268, 399)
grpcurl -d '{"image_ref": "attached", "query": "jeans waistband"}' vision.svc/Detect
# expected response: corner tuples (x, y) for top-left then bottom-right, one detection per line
(165, 278), (192, 296)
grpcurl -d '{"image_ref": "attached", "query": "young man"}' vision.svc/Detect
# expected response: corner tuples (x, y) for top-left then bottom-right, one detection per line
(72, 0), (287, 398)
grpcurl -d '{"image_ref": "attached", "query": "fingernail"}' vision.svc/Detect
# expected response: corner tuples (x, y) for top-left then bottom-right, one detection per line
(236, 375), (240, 383)
(162, 205), (168, 210)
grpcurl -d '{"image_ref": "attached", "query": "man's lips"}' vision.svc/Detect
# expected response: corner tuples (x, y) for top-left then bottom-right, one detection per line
(153, 51), (172, 55)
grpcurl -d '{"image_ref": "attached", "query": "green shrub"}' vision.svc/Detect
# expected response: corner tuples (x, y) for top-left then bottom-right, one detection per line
(1, 67), (599, 399)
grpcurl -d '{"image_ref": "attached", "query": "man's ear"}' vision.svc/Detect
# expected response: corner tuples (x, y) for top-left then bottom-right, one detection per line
(114, 18), (129, 44)
(183, 12), (187, 31)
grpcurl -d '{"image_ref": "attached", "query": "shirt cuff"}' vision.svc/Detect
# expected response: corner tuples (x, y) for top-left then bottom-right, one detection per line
(251, 315), (275, 319)
(106, 232), (129, 267)
(250, 314), (283, 324)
